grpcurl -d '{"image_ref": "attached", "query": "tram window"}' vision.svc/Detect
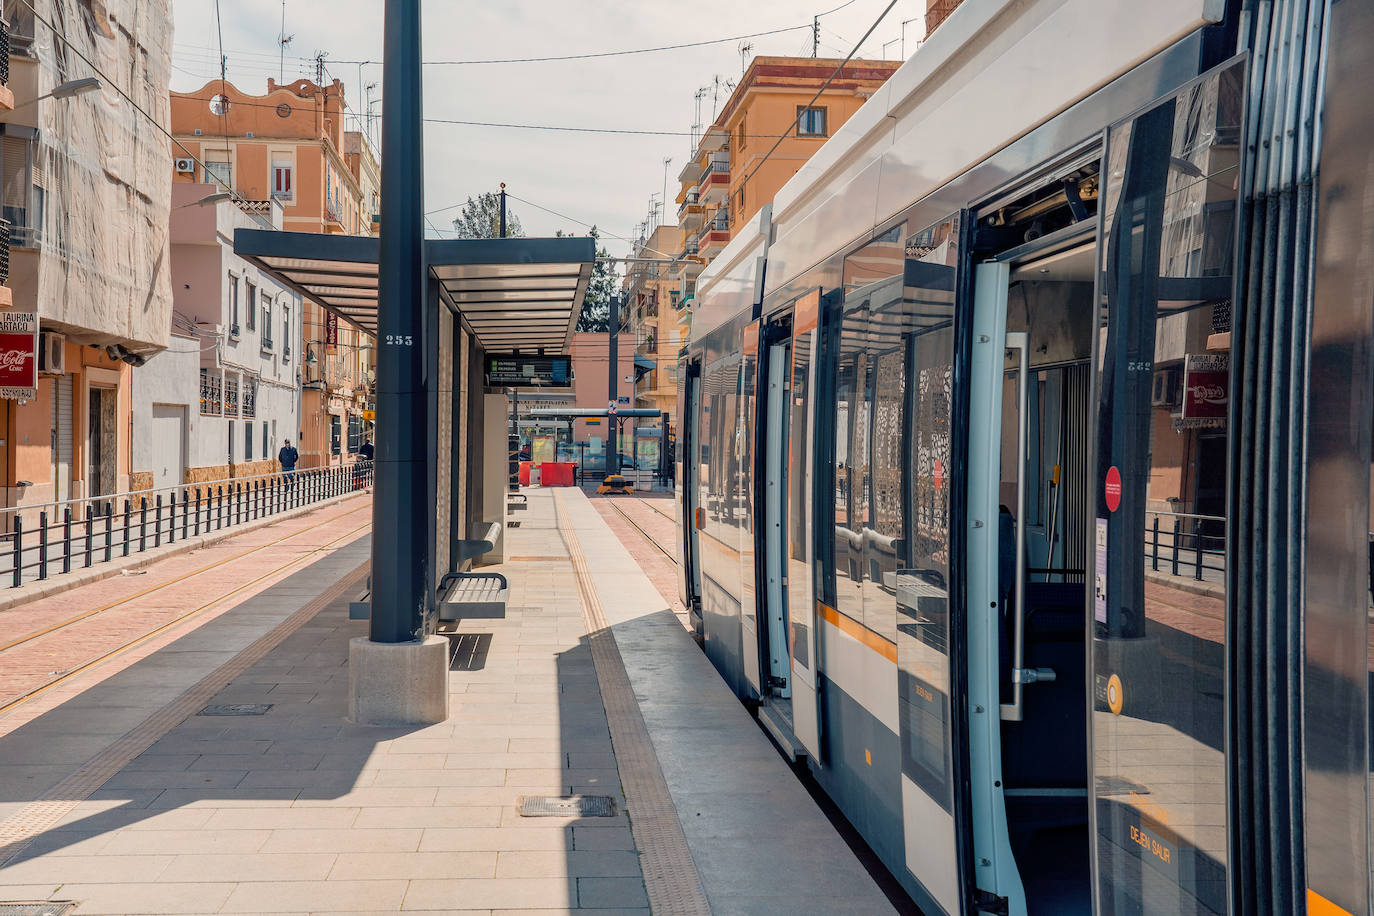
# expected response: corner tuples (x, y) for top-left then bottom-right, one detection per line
(1092, 62), (1242, 916)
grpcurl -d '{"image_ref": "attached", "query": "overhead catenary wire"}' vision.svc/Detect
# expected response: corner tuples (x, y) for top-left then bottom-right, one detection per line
(740, 0), (900, 189)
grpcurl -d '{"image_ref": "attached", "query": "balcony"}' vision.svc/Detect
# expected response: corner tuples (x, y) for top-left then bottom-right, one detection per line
(699, 162), (729, 207)
(699, 215), (730, 258)
(677, 157), (706, 185)
(678, 190), (703, 231)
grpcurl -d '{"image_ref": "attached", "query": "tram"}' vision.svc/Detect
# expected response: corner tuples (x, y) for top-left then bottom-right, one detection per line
(675, 0), (1374, 913)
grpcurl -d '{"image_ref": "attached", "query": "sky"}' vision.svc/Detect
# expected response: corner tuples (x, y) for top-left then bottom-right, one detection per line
(168, 0), (930, 259)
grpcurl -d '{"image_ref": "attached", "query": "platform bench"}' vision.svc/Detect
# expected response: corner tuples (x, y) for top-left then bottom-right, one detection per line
(438, 571), (509, 621)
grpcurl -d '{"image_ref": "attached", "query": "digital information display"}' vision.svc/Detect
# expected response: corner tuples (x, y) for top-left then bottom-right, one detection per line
(485, 354), (574, 388)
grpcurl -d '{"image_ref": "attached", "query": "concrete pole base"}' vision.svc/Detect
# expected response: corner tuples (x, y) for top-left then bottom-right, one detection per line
(348, 635), (450, 726)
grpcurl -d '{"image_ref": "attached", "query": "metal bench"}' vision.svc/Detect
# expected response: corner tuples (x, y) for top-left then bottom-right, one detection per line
(439, 522), (508, 621)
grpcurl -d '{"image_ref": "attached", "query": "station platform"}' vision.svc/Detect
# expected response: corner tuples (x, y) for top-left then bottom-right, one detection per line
(0, 488), (898, 914)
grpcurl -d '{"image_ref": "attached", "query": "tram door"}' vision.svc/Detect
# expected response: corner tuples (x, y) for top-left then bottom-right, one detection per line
(969, 240), (1097, 916)
(760, 333), (793, 704)
(678, 358), (704, 630)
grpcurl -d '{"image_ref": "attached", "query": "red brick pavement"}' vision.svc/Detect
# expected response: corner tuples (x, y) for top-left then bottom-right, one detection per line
(0, 495), (372, 734)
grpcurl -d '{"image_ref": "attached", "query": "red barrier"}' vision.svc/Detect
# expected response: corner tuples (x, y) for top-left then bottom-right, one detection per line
(539, 462), (576, 487)
(518, 460), (532, 486)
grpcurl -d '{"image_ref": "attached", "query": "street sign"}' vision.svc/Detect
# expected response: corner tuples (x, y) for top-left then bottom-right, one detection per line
(362, 409), (376, 420)
(485, 354), (574, 388)
(607, 401), (618, 416)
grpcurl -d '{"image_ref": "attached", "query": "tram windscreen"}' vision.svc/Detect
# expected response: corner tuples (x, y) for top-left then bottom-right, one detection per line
(1092, 61), (1242, 916)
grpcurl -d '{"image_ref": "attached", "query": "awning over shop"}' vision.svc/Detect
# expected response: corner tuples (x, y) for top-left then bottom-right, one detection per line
(232, 230), (596, 352)
(633, 353), (657, 371)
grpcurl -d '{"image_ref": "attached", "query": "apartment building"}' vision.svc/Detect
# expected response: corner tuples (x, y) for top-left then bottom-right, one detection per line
(0, 0), (174, 511)
(623, 56), (901, 439)
(169, 78), (375, 470)
(132, 185), (303, 490)
(621, 221), (684, 420)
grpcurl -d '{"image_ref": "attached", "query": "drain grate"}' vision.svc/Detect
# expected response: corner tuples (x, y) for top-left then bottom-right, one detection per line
(197, 703), (273, 716)
(0, 904), (77, 915)
(517, 795), (616, 818)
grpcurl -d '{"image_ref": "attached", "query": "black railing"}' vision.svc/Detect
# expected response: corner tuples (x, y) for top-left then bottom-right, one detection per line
(0, 462), (373, 589)
(1147, 510), (1226, 582)
(0, 20), (10, 86)
(0, 219), (10, 286)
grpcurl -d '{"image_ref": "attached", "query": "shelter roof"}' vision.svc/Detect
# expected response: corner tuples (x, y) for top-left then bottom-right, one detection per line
(233, 230), (596, 352)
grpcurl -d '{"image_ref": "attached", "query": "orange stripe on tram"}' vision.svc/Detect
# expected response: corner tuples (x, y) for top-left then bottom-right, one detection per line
(1307, 890), (1356, 916)
(816, 601), (898, 664)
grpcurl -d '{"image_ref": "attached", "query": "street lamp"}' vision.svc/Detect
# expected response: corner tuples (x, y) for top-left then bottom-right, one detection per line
(16, 77), (102, 108)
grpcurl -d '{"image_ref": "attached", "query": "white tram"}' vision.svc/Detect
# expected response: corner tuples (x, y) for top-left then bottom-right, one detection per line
(676, 0), (1374, 912)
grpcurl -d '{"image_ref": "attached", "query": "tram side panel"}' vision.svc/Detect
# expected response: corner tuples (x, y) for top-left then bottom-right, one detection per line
(694, 316), (754, 698)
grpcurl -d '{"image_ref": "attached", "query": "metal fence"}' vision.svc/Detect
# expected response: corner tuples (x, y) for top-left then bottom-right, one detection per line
(1147, 510), (1225, 582)
(0, 462), (373, 589)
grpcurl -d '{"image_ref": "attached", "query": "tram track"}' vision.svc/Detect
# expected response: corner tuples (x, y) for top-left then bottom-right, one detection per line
(601, 496), (678, 565)
(0, 502), (372, 716)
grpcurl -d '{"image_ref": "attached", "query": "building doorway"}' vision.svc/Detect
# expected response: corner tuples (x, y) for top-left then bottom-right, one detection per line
(87, 385), (117, 497)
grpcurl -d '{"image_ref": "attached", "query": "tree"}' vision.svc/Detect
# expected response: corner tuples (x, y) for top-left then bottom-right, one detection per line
(574, 226), (618, 333)
(451, 192), (524, 239)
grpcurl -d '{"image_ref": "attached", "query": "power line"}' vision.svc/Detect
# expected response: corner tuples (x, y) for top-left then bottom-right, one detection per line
(741, 0), (900, 189)
(502, 193), (680, 261)
(11, 0), (249, 209)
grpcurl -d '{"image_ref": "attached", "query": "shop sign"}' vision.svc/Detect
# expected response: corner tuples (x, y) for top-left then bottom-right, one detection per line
(485, 353), (573, 388)
(1178, 353), (1228, 429)
(325, 311), (338, 350)
(0, 312), (39, 400)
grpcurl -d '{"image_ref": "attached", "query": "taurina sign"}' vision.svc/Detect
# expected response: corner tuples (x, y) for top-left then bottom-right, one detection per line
(1179, 352), (1229, 429)
(0, 312), (38, 400)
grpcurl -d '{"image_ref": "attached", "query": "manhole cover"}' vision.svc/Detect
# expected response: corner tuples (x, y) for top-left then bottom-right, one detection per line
(0, 904), (77, 916)
(517, 795), (616, 817)
(197, 703), (273, 716)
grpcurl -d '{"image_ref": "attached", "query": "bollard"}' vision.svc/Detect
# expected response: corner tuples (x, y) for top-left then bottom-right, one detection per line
(182, 489), (189, 541)
(123, 499), (132, 557)
(1151, 516), (1159, 571)
(1171, 519), (1181, 577)
(62, 506), (72, 574)
(12, 514), (23, 587)
(38, 510), (48, 580)
(1195, 525), (1205, 581)
(85, 506), (94, 567)
(155, 495), (163, 548)
(168, 492), (176, 544)
(139, 498), (148, 552)
(104, 501), (113, 563)
(194, 488), (202, 537)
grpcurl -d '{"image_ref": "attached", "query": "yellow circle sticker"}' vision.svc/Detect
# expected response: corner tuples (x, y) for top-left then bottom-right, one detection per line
(1107, 674), (1124, 715)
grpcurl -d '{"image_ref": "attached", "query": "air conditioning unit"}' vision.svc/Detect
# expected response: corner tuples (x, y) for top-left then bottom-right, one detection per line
(1151, 367), (1180, 407)
(38, 331), (65, 376)
(174, 157), (195, 174)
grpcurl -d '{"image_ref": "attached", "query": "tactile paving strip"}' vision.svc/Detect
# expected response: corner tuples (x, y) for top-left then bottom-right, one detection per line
(0, 563), (370, 867)
(554, 489), (712, 915)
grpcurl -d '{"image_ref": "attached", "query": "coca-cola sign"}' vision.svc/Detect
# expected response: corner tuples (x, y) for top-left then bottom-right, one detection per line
(0, 312), (38, 401)
(1181, 352), (1228, 423)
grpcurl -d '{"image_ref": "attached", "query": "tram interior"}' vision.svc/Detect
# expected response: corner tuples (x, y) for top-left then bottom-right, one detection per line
(999, 242), (1095, 914)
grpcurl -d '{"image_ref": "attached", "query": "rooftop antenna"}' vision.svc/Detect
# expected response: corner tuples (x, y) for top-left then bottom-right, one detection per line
(660, 156), (672, 223)
(738, 41), (753, 73)
(691, 86), (710, 151)
(813, 14), (820, 57)
(278, 0), (294, 82)
(314, 51), (328, 86)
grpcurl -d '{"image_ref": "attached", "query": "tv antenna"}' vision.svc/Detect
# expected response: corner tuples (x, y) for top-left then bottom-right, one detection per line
(738, 41), (753, 73)
(278, 1), (294, 82)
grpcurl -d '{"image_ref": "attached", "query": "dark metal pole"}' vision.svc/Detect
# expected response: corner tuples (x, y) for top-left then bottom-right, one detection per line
(608, 295), (620, 473)
(372, 0), (428, 644)
(499, 182), (507, 238)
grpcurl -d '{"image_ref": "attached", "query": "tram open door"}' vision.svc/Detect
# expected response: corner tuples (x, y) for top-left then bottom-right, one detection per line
(968, 233), (1097, 915)
(677, 356), (704, 635)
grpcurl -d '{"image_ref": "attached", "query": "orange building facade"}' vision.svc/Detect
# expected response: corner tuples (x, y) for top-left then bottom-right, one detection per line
(170, 79), (377, 470)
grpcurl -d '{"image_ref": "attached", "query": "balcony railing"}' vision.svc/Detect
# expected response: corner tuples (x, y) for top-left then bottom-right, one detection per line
(199, 369), (222, 416)
(224, 375), (240, 416)
(706, 159), (729, 174)
(709, 214), (730, 232)
(679, 190), (700, 209)
(0, 20), (10, 86)
(0, 219), (10, 285)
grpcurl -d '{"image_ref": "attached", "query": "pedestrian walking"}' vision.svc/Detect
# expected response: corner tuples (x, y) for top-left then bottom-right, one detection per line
(278, 439), (299, 487)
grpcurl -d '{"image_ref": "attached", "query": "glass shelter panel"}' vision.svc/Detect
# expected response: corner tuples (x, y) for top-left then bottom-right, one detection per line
(1092, 62), (1242, 916)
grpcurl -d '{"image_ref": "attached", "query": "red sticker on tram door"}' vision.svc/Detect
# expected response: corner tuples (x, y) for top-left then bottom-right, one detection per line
(1105, 466), (1122, 513)
(933, 459), (944, 491)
